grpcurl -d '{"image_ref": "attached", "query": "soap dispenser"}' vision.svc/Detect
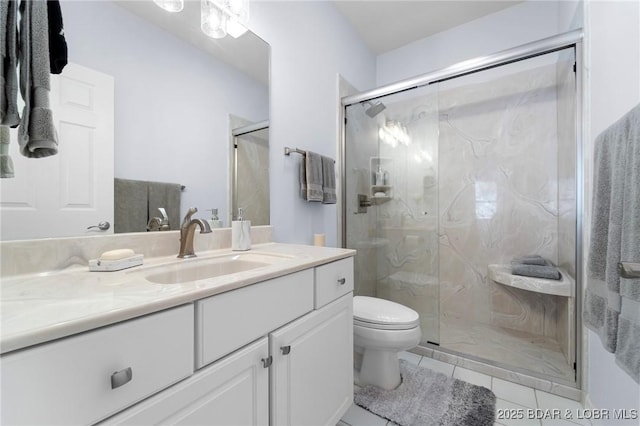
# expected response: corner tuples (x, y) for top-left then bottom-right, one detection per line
(207, 208), (223, 228)
(232, 208), (251, 251)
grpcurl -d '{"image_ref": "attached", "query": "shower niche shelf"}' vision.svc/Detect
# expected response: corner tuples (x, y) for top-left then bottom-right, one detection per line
(370, 157), (393, 201)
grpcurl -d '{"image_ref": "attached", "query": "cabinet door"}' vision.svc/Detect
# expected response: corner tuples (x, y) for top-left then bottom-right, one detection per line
(102, 337), (269, 426)
(1, 305), (193, 426)
(270, 293), (353, 426)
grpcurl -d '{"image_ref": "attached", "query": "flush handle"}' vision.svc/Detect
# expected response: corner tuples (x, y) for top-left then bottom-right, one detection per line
(281, 346), (291, 355)
(337, 278), (346, 286)
(111, 367), (133, 389)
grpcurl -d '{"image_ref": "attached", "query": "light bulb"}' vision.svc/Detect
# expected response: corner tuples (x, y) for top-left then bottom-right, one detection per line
(153, 0), (184, 13)
(201, 0), (227, 39)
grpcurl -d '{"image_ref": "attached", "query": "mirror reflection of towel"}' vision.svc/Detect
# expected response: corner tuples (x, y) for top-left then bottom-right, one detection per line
(114, 178), (147, 233)
(148, 182), (181, 231)
(114, 179), (182, 232)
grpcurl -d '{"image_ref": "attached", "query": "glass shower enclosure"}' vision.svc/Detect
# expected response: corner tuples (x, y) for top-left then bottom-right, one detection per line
(343, 46), (579, 385)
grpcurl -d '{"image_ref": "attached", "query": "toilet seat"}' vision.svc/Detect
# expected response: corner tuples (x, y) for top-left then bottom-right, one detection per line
(353, 296), (420, 330)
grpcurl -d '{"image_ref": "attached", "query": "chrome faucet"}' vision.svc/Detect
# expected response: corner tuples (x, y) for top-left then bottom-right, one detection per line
(178, 207), (212, 258)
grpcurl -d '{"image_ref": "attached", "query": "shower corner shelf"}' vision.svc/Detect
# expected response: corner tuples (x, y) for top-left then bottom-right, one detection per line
(370, 194), (392, 205)
(488, 264), (574, 297)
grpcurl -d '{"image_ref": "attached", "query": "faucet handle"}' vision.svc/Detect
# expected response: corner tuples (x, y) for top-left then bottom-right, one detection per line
(182, 207), (198, 226)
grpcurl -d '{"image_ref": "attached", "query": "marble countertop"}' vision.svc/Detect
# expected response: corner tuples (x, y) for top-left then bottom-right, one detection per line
(1, 243), (355, 355)
(488, 264), (574, 297)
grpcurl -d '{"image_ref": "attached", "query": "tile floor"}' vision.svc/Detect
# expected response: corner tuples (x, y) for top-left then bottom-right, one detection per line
(338, 352), (588, 426)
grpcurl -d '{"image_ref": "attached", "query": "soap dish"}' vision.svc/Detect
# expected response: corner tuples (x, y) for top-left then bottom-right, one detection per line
(89, 254), (144, 272)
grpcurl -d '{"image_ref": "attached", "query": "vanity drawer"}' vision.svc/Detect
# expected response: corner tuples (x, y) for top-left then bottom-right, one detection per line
(196, 269), (314, 369)
(315, 257), (354, 308)
(1, 305), (194, 426)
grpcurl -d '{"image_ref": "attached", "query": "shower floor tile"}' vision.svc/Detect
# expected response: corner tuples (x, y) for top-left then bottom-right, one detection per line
(439, 317), (574, 382)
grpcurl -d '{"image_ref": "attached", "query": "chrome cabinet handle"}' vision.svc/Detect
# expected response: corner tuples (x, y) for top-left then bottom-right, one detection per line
(88, 221), (111, 231)
(111, 367), (132, 389)
(337, 278), (346, 285)
(281, 346), (291, 355)
(261, 356), (273, 368)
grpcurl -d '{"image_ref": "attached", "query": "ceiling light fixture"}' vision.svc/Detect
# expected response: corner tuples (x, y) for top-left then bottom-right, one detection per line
(153, 0), (249, 39)
(153, 0), (184, 13)
(201, 0), (249, 39)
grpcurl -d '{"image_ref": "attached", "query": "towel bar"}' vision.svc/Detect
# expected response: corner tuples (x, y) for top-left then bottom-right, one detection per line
(284, 147), (305, 156)
(618, 262), (640, 279)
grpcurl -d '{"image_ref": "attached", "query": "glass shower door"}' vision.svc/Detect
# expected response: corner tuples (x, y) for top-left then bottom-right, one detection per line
(344, 85), (440, 345)
(233, 125), (269, 225)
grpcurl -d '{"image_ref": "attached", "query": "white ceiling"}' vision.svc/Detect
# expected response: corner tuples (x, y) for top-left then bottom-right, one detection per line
(333, 0), (523, 55)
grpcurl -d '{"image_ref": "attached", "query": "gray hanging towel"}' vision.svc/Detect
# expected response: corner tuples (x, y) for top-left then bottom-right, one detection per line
(1, 125), (15, 178)
(18, 0), (58, 158)
(1, 0), (20, 127)
(321, 155), (336, 204)
(583, 103), (640, 383)
(302, 151), (323, 202)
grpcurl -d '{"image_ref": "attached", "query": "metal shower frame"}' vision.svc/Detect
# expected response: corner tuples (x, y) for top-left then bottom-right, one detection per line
(339, 29), (584, 389)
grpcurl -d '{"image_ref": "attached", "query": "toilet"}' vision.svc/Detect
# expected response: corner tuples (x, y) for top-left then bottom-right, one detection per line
(353, 296), (421, 390)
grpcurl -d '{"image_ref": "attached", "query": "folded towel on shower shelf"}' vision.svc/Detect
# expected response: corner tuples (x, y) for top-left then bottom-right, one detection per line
(322, 155), (336, 204)
(512, 264), (561, 280)
(511, 255), (549, 266)
(583, 103), (640, 383)
(299, 151), (323, 202)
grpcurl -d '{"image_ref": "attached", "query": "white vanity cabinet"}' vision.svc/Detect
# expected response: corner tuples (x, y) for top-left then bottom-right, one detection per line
(1, 255), (354, 426)
(0, 305), (194, 426)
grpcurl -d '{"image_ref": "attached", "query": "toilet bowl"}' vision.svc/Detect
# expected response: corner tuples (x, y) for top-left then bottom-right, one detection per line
(353, 296), (421, 390)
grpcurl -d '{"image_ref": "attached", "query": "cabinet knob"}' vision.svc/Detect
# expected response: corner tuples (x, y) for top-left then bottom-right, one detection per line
(111, 367), (133, 389)
(281, 346), (291, 355)
(337, 278), (346, 286)
(261, 356), (273, 368)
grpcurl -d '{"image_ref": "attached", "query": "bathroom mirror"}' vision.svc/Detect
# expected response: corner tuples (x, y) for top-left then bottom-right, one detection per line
(0, 0), (269, 241)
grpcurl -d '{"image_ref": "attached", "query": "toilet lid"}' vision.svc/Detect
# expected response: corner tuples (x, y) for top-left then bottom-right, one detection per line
(353, 296), (420, 330)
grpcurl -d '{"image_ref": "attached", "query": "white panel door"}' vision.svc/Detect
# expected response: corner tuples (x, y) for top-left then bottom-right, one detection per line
(0, 63), (114, 240)
(270, 294), (354, 426)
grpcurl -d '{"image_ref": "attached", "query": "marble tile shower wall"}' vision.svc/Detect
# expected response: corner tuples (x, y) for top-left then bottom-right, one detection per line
(438, 63), (566, 338)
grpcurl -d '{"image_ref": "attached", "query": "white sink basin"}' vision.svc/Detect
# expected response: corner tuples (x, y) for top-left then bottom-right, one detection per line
(144, 253), (290, 284)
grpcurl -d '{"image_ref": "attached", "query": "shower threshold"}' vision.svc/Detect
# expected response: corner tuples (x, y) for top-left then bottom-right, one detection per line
(429, 317), (575, 385)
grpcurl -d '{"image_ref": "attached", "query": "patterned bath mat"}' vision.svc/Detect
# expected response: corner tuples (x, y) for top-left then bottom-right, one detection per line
(355, 360), (496, 426)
